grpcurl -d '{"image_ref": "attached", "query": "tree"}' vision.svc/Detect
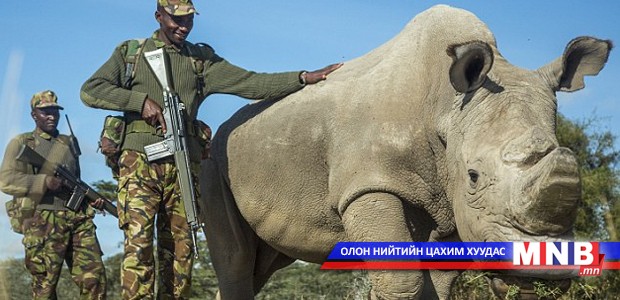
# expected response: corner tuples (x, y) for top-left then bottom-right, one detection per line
(92, 180), (119, 203)
(556, 115), (620, 241)
(557, 114), (620, 299)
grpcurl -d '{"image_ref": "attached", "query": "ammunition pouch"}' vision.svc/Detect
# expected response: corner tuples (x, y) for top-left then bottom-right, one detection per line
(6, 197), (35, 234)
(192, 120), (212, 159)
(99, 115), (126, 179)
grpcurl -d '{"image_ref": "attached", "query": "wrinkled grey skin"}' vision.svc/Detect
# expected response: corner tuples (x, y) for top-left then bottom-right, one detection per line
(199, 5), (612, 299)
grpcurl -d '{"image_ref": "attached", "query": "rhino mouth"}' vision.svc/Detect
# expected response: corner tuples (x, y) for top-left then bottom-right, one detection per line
(487, 275), (571, 300)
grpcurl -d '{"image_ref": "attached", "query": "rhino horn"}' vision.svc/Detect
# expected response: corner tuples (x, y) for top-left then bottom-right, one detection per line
(510, 147), (581, 235)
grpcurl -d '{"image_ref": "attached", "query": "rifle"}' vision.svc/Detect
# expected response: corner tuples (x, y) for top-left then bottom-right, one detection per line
(15, 145), (118, 218)
(65, 115), (82, 156)
(143, 48), (203, 257)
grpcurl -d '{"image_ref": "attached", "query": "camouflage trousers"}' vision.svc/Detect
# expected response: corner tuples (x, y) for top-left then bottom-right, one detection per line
(22, 209), (106, 300)
(117, 150), (196, 300)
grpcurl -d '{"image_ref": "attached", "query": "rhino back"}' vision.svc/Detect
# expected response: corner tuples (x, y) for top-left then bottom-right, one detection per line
(210, 5), (499, 258)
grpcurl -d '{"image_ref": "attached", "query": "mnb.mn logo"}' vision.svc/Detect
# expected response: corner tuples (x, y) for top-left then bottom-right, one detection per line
(513, 242), (605, 276)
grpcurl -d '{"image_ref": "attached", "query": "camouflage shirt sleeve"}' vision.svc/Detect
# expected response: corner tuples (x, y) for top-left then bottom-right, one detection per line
(0, 136), (48, 198)
(80, 41), (147, 113)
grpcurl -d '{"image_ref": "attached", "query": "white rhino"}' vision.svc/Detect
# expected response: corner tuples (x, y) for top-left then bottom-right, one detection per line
(199, 4), (612, 299)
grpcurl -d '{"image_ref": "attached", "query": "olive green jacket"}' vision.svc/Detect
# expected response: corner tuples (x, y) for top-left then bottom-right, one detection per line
(0, 130), (79, 209)
(81, 31), (305, 162)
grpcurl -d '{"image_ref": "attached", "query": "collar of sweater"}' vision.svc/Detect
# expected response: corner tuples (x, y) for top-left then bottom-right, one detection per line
(33, 128), (58, 140)
(151, 30), (192, 53)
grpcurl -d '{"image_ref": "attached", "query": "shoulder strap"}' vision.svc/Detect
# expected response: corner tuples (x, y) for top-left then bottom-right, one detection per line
(123, 38), (147, 88)
(20, 133), (37, 175)
(24, 132), (37, 149)
(187, 42), (211, 96)
(57, 134), (80, 159)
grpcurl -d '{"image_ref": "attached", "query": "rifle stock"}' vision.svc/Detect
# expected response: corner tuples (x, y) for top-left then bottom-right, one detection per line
(144, 48), (203, 257)
(16, 144), (118, 218)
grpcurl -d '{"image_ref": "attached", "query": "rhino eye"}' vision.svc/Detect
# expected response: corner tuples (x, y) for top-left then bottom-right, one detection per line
(468, 169), (479, 188)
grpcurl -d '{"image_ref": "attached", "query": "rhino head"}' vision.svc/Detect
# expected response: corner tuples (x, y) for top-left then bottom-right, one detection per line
(438, 37), (611, 282)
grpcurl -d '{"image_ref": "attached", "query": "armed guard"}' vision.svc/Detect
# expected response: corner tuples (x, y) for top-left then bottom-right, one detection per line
(80, 0), (341, 298)
(0, 90), (107, 299)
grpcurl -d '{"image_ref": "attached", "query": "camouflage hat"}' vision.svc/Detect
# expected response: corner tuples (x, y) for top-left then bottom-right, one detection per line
(31, 90), (63, 110)
(158, 0), (198, 16)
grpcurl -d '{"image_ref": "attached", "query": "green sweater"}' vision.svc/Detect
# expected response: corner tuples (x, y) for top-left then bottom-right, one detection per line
(81, 31), (305, 162)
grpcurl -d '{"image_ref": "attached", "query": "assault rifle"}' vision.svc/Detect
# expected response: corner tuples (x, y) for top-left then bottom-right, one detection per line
(16, 145), (118, 218)
(143, 48), (203, 257)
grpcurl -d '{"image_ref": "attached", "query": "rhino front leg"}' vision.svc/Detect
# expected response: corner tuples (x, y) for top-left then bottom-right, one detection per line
(342, 192), (425, 299)
(426, 270), (459, 300)
(202, 163), (258, 300)
(427, 231), (461, 300)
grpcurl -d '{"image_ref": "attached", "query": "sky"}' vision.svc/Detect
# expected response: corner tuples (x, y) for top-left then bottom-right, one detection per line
(0, 1), (619, 259)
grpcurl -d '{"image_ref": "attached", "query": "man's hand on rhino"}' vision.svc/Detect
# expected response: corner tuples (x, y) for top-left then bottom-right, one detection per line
(301, 63), (344, 85)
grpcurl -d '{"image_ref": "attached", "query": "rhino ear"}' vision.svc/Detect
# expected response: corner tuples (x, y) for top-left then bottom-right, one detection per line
(447, 41), (494, 93)
(538, 37), (612, 92)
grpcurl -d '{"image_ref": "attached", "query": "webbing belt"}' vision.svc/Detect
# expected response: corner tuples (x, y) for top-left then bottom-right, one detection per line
(36, 197), (68, 211)
(126, 119), (199, 136)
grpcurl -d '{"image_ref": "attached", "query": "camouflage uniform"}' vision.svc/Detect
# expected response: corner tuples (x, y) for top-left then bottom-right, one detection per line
(0, 90), (106, 299)
(116, 150), (198, 299)
(22, 209), (106, 300)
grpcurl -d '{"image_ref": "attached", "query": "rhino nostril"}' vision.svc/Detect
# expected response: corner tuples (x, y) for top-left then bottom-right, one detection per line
(522, 143), (556, 166)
